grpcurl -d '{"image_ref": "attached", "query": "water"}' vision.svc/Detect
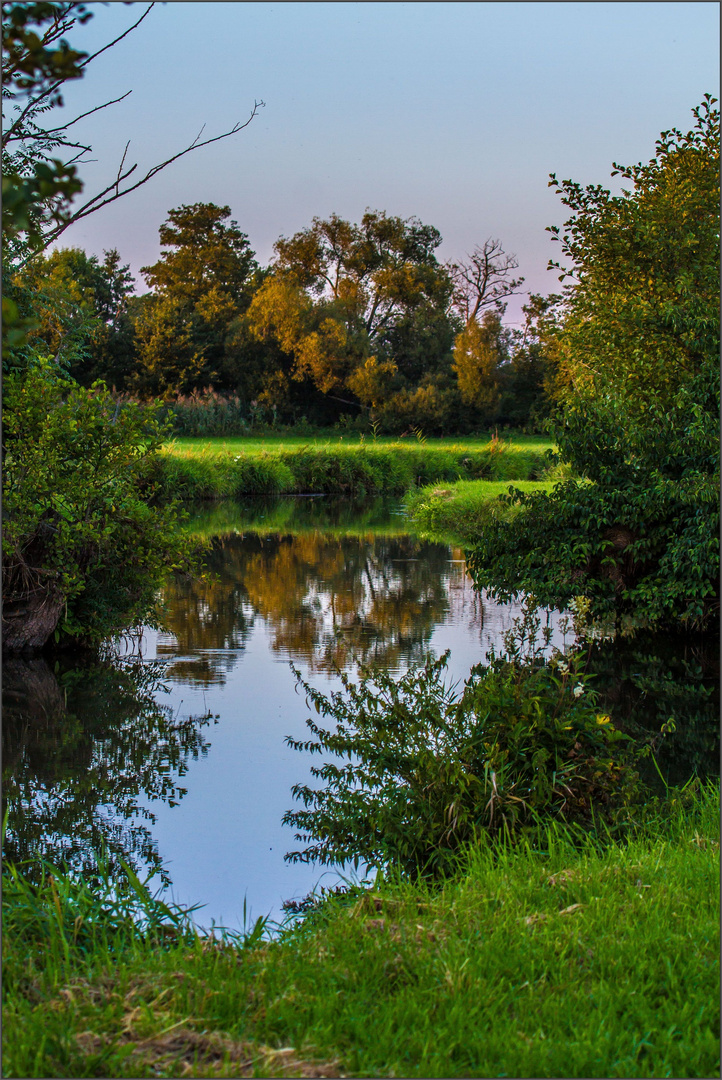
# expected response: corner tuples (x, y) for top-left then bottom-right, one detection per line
(3, 498), (718, 931)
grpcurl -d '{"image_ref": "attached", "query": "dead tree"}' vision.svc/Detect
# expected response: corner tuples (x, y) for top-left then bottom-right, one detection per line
(448, 238), (525, 325)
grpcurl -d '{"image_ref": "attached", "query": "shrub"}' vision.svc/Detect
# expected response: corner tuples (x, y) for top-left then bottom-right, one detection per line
(2, 361), (193, 649)
(284, 602), (640, 877)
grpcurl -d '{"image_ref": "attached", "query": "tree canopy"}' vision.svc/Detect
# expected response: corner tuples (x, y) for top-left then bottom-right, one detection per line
(468, 97), (720, 630)
(132, 203), (260, 397)
(246, 210), (458, 420)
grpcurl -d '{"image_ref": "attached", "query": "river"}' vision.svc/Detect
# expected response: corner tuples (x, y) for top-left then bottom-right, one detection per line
(3, 498), (717, 932)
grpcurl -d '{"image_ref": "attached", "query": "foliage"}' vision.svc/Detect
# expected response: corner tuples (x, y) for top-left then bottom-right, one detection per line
(452, 310), (509, 415)
(132, 203), (260, 397)
(467, 99), (720, 630)
(545, 95), (719, 412)
(2, 1), (89, 355)
(2, 7), (262, 650)
(584, 630), (720, 789)
(1, 2), (88, 261)
(284, 602), (640, 876)
(247, 209), (458, 421)
(9, 245), (137, 383)
(468, 352), (719, 629)
(2, 2), (262, 264)
(2, 361), (194, 647)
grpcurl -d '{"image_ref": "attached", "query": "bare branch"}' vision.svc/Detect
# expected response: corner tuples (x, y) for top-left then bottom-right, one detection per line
(77, 3), (155, 71)
(448, 239), (526, 325)
(17, 101), (265, 263)
(115, 141), (131, 196)
(2, 5), (152, 147)
(37, 91), (133, 138)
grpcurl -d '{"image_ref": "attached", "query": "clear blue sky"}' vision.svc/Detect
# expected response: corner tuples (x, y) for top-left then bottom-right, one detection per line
(55, 1), (719, 325)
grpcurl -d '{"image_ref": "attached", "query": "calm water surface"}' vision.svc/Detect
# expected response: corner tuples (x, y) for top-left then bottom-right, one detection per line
(4, 498), (717, 931)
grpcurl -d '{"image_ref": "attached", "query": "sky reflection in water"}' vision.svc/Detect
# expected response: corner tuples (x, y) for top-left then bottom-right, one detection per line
(5, 499), (716, 931)
(127, 500), (564, 929)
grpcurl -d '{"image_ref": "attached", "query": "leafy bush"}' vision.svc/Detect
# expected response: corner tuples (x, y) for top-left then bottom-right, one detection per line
(284, 603), (640, 877)
(467, 362), (719, 629)
(2, 361), (193, 649)
(467, 100), (720, 631)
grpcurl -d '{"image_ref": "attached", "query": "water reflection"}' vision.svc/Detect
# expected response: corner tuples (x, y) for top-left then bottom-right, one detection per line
(2, 655), (215, 882)
(158, 531), (479, 682)
(3, 498), (718, 928)
(588, 630), (720, 787)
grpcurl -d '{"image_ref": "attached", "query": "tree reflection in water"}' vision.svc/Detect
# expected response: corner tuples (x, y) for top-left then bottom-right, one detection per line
(157, 531), (480, 681)
(2, 655), (215, 882)
(3, 506), (716, 922)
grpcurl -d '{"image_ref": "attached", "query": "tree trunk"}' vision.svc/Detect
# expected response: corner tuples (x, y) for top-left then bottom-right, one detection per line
(2, 588), (64, 652)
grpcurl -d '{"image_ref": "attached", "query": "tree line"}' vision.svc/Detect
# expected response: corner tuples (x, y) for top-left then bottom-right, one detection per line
(3, 1), (718, 651)
(9, 204), (553, 433)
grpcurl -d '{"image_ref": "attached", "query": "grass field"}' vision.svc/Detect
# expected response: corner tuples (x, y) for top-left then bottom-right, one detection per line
(166, 433), (555, 454)
(3, 784), (718, 1078)
(152, 435), (557, 501)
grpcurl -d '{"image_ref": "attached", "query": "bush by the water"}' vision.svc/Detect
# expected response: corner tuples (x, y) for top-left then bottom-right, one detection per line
(284, 603), (641, 877)
(2, 362), (193, 651)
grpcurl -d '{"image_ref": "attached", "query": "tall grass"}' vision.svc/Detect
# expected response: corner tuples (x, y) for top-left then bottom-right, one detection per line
(157, 389), (251, 437)
(3, 785), (718, 1078)
(152, 438), (555, 501)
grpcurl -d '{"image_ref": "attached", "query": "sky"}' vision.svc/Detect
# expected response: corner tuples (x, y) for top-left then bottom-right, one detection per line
(46, 1), (720, 326)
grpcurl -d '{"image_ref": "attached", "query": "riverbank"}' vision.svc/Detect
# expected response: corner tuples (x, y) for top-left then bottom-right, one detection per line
(3, 784), (718, 1079)
(150, 435), (555, 500)
(404, 478), (558, 542)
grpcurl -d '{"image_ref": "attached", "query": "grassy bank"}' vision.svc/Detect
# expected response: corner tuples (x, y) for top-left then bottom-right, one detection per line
(404, 478), (557, 543)
(151, 435), (555, 500)
(3, 785), (719, 1079)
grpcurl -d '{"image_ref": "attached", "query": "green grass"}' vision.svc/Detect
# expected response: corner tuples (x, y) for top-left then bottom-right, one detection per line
(3, 785), (719, 1078)
(404, 478), (558, 543)
(168, 434), (555, 453)
(151, 435), (556, 501)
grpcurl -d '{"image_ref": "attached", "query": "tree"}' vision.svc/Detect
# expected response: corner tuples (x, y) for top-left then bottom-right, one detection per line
(448, 238), (525, 324)
(2, 361), (193, 649)
(452, 310), (510, 418)
(447, 238), (525, 428)
(495, 294), (557, 430)
(132, 203), (260, 397)
(544, 96), (719, 412)
(467, 98), (720, 630)
(2, 4), (260, 650)
(246, 210), (457, 419)
(11, 245), (138, 385)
